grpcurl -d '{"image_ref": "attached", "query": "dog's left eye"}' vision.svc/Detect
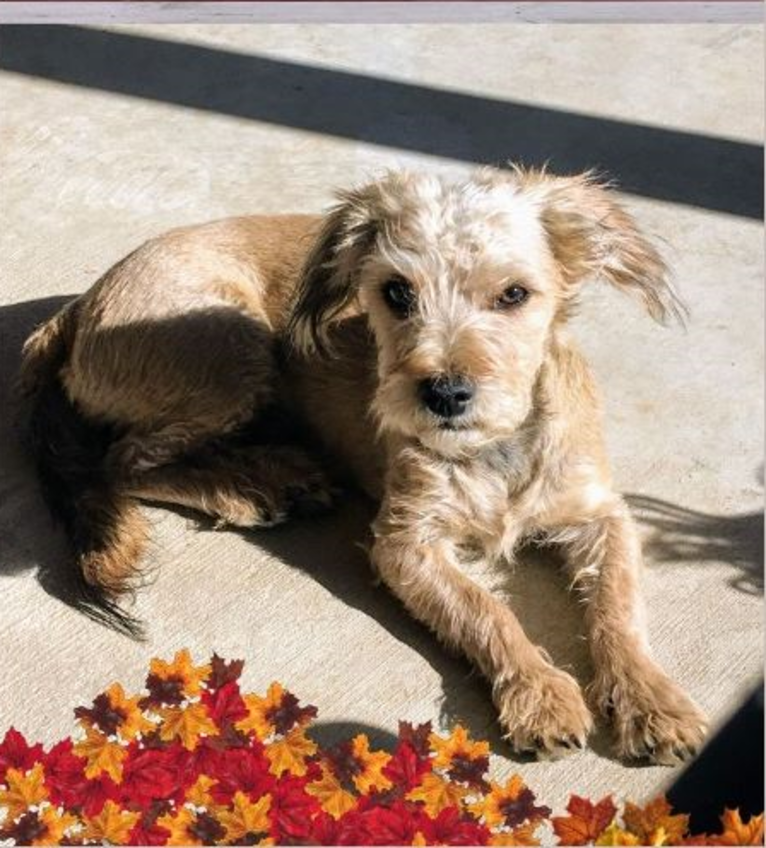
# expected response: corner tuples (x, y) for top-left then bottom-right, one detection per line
(495, 284), (530, 309)
(382, 275), (416, 318)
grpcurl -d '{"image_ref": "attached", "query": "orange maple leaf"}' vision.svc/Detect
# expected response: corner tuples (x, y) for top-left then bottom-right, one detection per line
(73, 725), (127, 782)
(29, 808), (78, 846)
(236, 683), (285, 739)
(714, 809), (765, 845)
(552, 795), (618, 846)
(350, 734), (393, 794)
(216, 791), (271, 841)
(157, 807), (202, 846)
(306, 764), (357, 820)
(106, 683), (155, 741)
(266, 727), (317, 777)
(412, 832), (428, 846)
(623, 796), (689, 845)
(159, 703), (218, 750)
(470, 775), (550, 829)
(490, 823), (543, 846)
(430, 724), (490, 769)
(406, 772), (467, 817)
(82, 799), (141, 844)
(186, 774), (218, 807)
(150, 649), (211, 698)
(0, 763), (48, 820)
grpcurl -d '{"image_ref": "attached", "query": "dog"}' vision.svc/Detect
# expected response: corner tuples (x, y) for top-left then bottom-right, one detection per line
(20, 165), (707, 763)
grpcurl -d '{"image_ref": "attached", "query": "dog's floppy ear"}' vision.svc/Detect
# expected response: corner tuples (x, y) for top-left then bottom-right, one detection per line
(287, 186), (380, 356)
(518, 167), (686, 324)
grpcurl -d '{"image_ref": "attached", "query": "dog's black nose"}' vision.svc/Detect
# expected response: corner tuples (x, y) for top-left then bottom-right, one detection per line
(419, 375), (475, 419)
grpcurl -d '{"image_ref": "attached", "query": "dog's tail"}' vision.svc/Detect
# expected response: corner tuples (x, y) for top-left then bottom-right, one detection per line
(20, 304), (148, 630)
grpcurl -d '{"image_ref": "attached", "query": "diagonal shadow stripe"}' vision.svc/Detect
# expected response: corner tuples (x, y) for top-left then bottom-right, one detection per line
(0, 25), (762, 219)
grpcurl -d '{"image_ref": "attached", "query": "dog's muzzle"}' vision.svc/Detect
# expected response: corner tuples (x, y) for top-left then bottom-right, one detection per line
(418, 374), (475, 419)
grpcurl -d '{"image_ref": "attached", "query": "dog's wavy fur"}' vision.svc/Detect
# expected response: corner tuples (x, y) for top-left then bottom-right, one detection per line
(20, 166), (705, 762)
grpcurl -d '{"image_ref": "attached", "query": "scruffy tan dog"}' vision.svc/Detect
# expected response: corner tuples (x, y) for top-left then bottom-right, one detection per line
(21, 166), (707, 763)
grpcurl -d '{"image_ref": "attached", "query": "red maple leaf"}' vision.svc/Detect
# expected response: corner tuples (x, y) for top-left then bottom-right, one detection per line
(119, 742), (192, 809)
(208, 745), (274, 806)
(0, 727), (44, 781)
(398, 721), (433, 759)
(44, 739), (119, 816)
(269, 774), (321, 841)
(419, 805), (491, 845)
(201, 680), (248, 730)
(383, 741), (432, 792)
(338, 799), (420, 845)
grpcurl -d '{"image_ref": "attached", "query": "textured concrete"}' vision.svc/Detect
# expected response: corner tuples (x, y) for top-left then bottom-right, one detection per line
(0, 23), (762, 819)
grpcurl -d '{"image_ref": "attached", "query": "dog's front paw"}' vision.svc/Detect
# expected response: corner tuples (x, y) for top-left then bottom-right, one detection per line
(495, 665), (592, 760)
(591, 662), (708, 765)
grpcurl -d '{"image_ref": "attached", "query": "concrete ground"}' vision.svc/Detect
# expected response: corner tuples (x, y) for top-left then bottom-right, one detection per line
(0, 22), (762, 821)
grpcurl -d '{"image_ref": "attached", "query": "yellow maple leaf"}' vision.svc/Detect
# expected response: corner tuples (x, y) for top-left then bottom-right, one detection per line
(429, 724), (490, 769)
(412, 832), (428, 846)
(159, 703), (218, 750)
(0, 764), (48, 819)
(236, 683), (284, 739)
(30, 808), (79, 846)
(470, 775), (549, 829)
(157, 808), (201, 846)
(306, 764), (357, 820)
(150, 649), (211, 698)
(623, 796), (689, 845)
(266, 727), (317, 777)
(351, 734), (392, 794)
(73, 725), (127, 781)
(596, 822), (642, 846)
(217, 791), (271, 841)
(82, 799), (140, 844)
(186, 774), (218, 807)
(406, 772), (467, 817)
(716, 809), (765, 845)
(104, 683), (155, 741)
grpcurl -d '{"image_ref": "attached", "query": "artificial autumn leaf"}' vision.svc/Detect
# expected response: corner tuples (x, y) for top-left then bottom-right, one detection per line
(0, 763), (48, 819)
(73, 725), (127, 782)
(208, 654), (245, 690)
(237, 683), (317, 741)
(149, 649), (211, 698)
(596, 822), (643, 845)
(406, 771), (467, 817)
(76, 683), (154, 742)
(186, 774), (218, 807)
(471, 775), (551, 829)
(157, 807), (226, 846)
(216, 790), (271, 840)
(266, 726), (318, 777)
(430, 724), (490, 769)
(202, 681), (248, 730)
(0, 808), (77, 846)
(306, 764), (357, 819)
(158, 703), (218, 750)
(419, 805), (492, 844)
(269, 774), (321, 841)
(0, 728), (44, 781)
(82, 798), (140, 844)
(412, 831), (428, 846)
(490, 823), (542, 846)
(350, 735), (393, 794)
(623, 796), (689, 845)
(552, 795), (618, 845)
(399, 721), (433, 759)
(714, 809), (765, 845)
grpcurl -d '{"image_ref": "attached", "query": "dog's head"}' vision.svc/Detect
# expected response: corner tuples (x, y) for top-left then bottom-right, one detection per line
(288, 167), (682, 457)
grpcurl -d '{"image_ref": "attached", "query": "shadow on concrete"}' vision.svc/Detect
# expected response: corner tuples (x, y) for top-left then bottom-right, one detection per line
(628, 494), (764, 595)
(0, 25), (762, 219)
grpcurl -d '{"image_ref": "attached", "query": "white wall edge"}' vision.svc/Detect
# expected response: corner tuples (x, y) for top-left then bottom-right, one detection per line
(0, 2), (762, 25)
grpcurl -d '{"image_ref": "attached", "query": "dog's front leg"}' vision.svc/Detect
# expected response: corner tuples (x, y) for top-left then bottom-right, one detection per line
(561, 499), (708, 763)
(372, 509), (592, 758)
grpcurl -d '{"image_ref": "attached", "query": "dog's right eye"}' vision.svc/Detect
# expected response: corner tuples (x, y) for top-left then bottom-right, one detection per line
(382, 276), (416, 318)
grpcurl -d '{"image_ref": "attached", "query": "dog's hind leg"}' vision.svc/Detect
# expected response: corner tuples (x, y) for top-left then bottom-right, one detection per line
(121, 442), (335, 528)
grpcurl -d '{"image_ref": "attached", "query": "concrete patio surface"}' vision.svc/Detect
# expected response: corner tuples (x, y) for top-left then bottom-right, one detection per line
(0, 22), (763, 821)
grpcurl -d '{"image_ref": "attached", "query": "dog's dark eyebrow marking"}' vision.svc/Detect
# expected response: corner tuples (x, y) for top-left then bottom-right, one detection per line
(0, 25), (761, 220)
